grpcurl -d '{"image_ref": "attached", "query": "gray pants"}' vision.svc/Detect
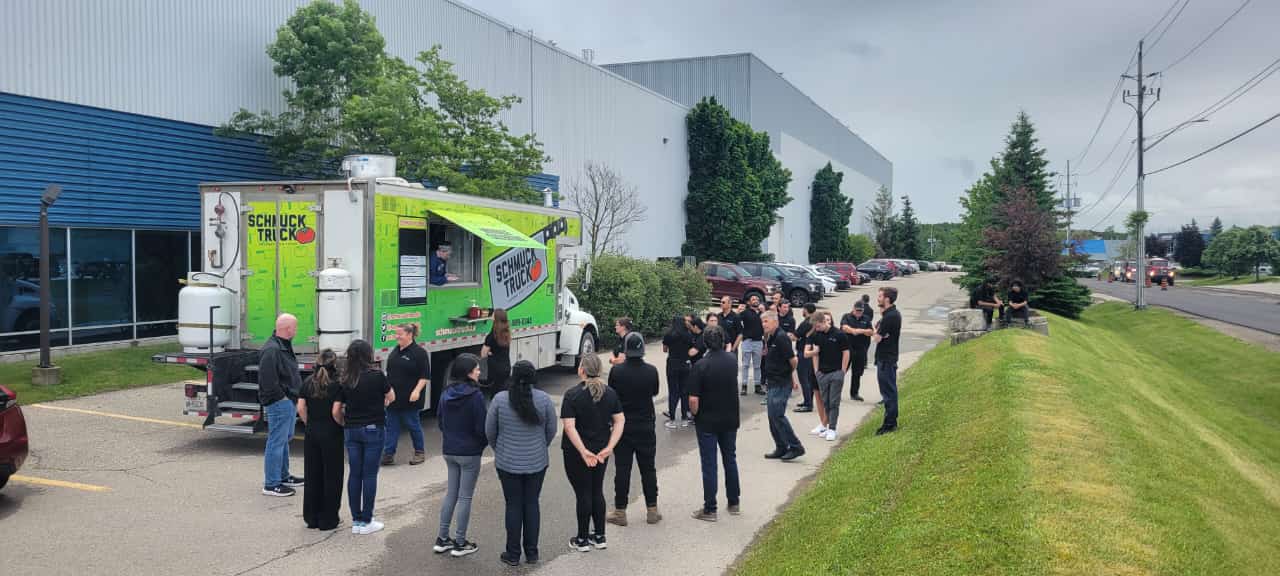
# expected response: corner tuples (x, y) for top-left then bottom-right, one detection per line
(440, 454), (482, 541)
(817, 370), (845, 429)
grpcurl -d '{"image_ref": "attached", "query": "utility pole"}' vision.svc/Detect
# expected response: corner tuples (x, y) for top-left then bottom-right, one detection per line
(1123, 39), (1159, 310)
(1063, 160), (1078, 244)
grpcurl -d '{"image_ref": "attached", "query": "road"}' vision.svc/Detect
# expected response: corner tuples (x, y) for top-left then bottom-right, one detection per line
(1083, 279), (1280, 335)
(2, 272), (966, 576)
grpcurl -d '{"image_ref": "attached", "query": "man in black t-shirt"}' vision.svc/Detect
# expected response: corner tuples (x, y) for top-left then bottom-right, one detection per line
(974, 279), (1001, 330)
(607, 332), (662, 526)
(687, 326), (741, 521)
(735, 295), (765, 396)
(611, 317), (634, 366)
(715, 296), (741, 353)
(761, 311), (804, 461)
(874, 287), (903, 435)
(1002, 280), (1030, 326)
(804, 312), (848, 442)
(793, 303), (817, 413)
(840, 301), (874, 402)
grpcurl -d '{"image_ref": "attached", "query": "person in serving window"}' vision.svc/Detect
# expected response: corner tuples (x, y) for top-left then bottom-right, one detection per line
(430, 242), (459, 286)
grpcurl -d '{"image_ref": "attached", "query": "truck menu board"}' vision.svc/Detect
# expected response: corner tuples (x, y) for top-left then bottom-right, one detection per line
(398, 218), (428, 306)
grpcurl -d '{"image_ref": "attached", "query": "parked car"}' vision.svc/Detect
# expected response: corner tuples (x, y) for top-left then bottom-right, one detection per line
(697, 261), (780, 304)
(1259, 264), (1274, 276)
(857, 271), (872, 284)
(861, 259), (901, 277)
(858, 262), (894, 281)
(738, 262), (822, 307)
(1070, 263), (1102, 278)
(817, 262), (862, 286)
(895, 259), (919, 274)
(0, 385), (28, 491)
(789, 264), (838, 294)
(815, 267), (851, 290)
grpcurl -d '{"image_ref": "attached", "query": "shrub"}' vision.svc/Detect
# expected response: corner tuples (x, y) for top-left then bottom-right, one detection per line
(1030, 275), (1091, 319)
(569, 254), (711, 349)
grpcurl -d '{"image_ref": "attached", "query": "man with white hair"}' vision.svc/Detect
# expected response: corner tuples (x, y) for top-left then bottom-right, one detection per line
(430, 242), (459, 285)
(260, 313), (304, 496)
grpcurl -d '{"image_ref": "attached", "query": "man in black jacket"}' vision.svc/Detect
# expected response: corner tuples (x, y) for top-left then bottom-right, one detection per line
(607, 332), (663, 526)
(260, 314), (304, 497)
(873, 288), (903, 435)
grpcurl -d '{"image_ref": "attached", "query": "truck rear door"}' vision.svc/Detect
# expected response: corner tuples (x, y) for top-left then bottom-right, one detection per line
(242, 194), (321, 351)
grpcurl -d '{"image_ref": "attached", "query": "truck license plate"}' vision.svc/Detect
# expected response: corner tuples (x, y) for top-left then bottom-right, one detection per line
(185, 393), (206, 414)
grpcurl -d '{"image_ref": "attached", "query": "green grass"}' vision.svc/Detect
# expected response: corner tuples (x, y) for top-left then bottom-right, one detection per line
(735, 303), (1280, 576)
(0, 343), (192, 405)
(1184, 275), (1280, 287)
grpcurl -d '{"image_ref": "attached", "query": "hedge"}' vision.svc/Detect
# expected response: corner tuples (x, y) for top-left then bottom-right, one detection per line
(569, 254), (711, 349)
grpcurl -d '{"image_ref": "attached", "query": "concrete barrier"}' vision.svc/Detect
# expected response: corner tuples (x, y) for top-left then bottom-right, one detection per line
(947, 308), (1048, 345)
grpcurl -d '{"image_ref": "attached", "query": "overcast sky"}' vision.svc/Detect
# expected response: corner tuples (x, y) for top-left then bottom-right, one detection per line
(463, 0), (1279, 232)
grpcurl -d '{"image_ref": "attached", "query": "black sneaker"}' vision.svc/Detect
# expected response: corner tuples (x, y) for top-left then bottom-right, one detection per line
(525, 553), (539, 565)
(500, 552), (520, 567)
(450, 539), (479, 557)
(433, 537), (457, 554)
(764, 449), (786, 460)
(781, 446), (806, 461)
(591, 534), (608, 550)
(754, 387), (765, 395)
(794, 405), (812, 413)
(281, 475), (305, 488)
(852, 395), (865, 402)
(740, 387), (748, 396)
(875, 425), (898, 436)
(262, 485), (296, 497)
(569, 536), (592, 552)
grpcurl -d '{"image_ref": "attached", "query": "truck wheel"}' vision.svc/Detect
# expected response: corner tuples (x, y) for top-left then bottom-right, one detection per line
(576, 330), (596, 368)
(789, 289), (808, 308)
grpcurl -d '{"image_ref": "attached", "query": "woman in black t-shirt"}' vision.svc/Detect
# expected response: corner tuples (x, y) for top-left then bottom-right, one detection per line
(481, 308), (513, 401)
(333, 339), (394, 535)
(297, 349), (344, 531)
(561, 354), (624, 552)
(662, 315), (694, 428)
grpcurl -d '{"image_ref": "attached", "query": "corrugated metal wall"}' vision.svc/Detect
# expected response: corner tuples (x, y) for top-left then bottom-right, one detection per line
(0, 92), (283, 229)
(1, 0), (692, 258)
(603, 54), (753, 121)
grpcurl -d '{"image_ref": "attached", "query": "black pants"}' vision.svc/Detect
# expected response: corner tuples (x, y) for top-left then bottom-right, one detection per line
(564, 448), (609, 539)
(303, 429), (344, 530)
(850, 348), (868, 398)
(797, 353), (816, 407)
(666, 363), (691, 420)
(497, 468), (546, 560)
(613, 429), (658, 509)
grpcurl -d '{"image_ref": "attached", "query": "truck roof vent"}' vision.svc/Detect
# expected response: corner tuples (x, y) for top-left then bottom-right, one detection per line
(341, 154), (396, 179)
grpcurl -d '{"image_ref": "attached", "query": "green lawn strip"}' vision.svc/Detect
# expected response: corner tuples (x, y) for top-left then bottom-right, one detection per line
(0, 343), (191, 404)
(736, 333), (1044, 576)
(1184, 276), (1280, 287)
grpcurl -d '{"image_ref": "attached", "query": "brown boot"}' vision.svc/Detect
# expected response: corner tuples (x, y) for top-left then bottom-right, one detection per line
(606, 508), (628, 527)
(380, 454), (394, 466)
(409, 451), (426, 465)
(646, 506), (663, 524)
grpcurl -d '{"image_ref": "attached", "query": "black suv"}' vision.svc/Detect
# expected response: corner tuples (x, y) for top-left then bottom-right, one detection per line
(737, 262), (822, 307)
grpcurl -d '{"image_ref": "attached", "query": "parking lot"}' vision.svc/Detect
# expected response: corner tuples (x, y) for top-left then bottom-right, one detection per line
(3, 272), (965, 576)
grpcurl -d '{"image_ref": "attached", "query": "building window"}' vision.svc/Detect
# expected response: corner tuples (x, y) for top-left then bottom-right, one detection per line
(430, 222), (482, 286)
(0, 226), (69, 351)
(136, 230), (188, 322)
(71, 229), (133, 329)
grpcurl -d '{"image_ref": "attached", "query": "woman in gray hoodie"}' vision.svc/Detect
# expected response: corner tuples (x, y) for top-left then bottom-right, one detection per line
(486, 360), (558, 566)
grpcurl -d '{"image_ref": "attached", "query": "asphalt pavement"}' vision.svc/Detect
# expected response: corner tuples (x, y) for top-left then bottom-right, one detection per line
(2, 272), (967, 576)
(1083, 278), (1280, 335)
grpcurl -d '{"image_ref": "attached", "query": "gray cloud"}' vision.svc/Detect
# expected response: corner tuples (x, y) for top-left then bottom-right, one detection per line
(940, 156), (976, 180)
(841, 39), (882, 59)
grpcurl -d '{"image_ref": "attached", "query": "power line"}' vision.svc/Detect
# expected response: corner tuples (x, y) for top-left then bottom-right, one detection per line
(1073, 48), (1138, 165)
(1081, 114), (1136, 176)
(1146, 111), (1280, 176)
(1147, 0), (1192, 52)
(1076, 142), (1137, 219)
(1148, 55), (1280, 143)
(1159, 0), (1252, 73)
(1086, 181), (1137, 231)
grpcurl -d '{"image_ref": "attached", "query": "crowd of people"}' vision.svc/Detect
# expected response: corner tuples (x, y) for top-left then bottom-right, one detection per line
(252, 285), (905, 566)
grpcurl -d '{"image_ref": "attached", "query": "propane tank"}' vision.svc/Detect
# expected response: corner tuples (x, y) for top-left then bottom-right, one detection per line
(177, 272), (234, 353)
(317, 260), (356, 354)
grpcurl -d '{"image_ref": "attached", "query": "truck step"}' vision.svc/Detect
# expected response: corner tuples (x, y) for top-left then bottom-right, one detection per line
(205, 423), (258, 435)
(231, 382), (259, 391)
(244, 364), (259, 373)
(217, 401), (261, 412)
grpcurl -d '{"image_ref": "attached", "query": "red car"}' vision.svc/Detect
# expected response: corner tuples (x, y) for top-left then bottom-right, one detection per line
(698, 261), (780, 304)
(0, 385), (28, 490)
(816, 262), (861, 286)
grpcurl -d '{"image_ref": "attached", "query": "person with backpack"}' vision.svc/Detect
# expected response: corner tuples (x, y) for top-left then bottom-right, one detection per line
(297, 349), (344, 531)
(562, 354), (625, 553)
(486, 361), (558, 566)
(333, 339), (394, 534)
(434, 354), (489, 558)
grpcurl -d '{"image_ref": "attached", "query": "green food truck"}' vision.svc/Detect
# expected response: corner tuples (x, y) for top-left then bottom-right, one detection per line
(155, 157), (598, 434)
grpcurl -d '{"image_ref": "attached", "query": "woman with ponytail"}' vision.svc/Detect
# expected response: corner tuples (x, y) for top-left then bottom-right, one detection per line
(297, 349), (343, 531)
(560, 354), (625, 553)
(486, 361), (558, 566)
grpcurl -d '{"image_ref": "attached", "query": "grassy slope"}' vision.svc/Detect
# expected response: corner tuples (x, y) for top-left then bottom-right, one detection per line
(735, 303), (1280, 576)
(0, 343), (191, 404)
(1185, 275), (1280, 287)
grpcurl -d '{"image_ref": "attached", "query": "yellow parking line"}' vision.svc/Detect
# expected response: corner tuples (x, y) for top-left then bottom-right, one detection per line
(10, 474), (112, 492)
(28, 404), (204, 428)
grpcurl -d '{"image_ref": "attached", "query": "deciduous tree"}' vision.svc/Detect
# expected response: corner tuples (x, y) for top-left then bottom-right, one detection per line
(565, 162), (647, 259)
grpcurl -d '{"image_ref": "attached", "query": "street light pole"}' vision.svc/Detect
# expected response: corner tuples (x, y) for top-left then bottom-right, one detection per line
(34, 184), (63, 385)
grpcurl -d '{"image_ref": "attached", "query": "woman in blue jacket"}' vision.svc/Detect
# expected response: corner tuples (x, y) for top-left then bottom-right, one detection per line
(434, 353), (489, 558)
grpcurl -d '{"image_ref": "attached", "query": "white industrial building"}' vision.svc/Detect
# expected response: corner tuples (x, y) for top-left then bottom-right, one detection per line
(0, 0), (889, 353)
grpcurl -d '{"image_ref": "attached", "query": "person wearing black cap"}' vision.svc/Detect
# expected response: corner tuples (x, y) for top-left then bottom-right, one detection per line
(606, 331), (662, 527)
(840, 300), (873, 402)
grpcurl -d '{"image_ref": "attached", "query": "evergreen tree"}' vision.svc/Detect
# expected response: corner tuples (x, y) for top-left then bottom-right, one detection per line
(1173, 219), (1205, 268)
(1210, 217), (1224, 238)
(867, 186), (896, 257)
(896, 195), (922, 259)
(993, 111), (1057, 215)
(808, 163), (853, 263)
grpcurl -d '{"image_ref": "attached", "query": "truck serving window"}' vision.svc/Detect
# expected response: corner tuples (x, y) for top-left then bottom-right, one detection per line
(431, 222), (482, 286)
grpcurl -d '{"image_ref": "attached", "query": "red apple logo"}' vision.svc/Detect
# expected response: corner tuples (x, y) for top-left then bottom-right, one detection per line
(295, 227), (315, 244)
(529, 259), (543, 281)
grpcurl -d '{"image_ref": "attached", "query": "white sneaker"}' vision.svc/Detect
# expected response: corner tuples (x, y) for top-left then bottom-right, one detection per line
(824, 429), (837, 442)
(810, 425), (827, 436)
(360, 520), (385, 535)
(351, 522), (364, 534)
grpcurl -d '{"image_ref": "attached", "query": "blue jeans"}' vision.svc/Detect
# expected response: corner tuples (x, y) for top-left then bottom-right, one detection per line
(697, 429), (740, 513)
(345, 425), (385, 523)
(877, 361), (899, 428)
(383, 407), (425, 455)
(440, 454), (482, 541)
(263, 398), (295, 489)
(739, 340), (763, 389)
(766, 385), (802, 453)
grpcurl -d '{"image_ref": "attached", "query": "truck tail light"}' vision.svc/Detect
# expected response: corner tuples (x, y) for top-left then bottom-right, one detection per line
(0, 385), (16, 410)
